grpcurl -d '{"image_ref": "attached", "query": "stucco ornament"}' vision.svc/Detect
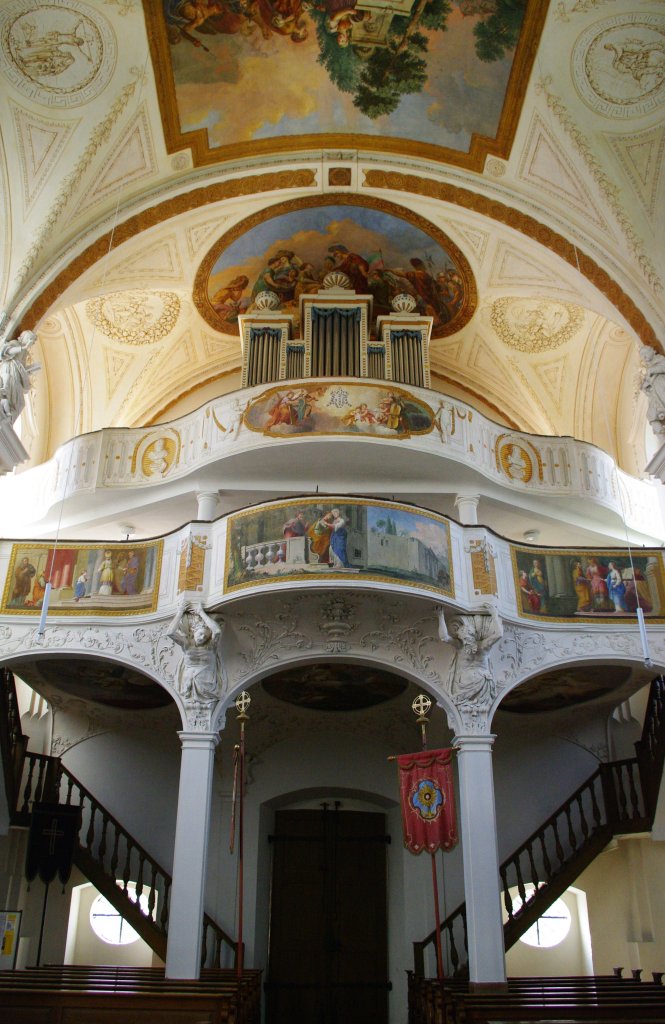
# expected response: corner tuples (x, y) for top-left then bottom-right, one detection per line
(437, 602), (504, 732)
(167, 600), (224, 712)
(640, 344), (665, 436)
(0, 330), (40, 424)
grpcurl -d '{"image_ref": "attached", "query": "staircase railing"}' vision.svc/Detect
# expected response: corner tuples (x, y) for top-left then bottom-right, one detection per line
(0, 668), (238, 968)
(0, 666), (29, 816)
(413, 675), (665, 977)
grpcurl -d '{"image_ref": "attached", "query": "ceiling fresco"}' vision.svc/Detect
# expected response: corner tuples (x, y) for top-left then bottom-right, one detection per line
(193, 195), (476, 336)
(146, 0), (548, 166)
(14, 658), (174, 710)
(499, 664), (632, 715)
(262, 662), (408, 710)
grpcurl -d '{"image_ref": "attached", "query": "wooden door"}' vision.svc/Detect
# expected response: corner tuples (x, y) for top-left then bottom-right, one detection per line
(266, 808), (389, 1024)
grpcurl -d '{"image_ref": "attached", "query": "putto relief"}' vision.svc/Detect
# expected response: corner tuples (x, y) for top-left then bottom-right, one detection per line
(0, 0), (116, 106)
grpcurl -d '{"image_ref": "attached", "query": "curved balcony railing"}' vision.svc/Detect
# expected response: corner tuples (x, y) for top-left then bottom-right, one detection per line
(0, 379), (661, 540)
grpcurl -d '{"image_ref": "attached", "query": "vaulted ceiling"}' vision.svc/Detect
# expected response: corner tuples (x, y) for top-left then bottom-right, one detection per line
(1, 0), (663, 476)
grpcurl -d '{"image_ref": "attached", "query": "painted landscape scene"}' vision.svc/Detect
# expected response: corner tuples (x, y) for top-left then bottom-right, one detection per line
(513, 548), (665, 621)
(226, 498), (453, 593)
(244, 382), (434, 436)
(198, 202), (471, 335)
(2, 541), (162, 616)
(155, 1), (537, 158)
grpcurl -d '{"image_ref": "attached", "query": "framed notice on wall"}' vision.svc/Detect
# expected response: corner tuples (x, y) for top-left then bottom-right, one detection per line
(0, 910), (21, 970)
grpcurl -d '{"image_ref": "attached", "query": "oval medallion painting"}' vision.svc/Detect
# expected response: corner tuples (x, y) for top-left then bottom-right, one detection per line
(194, 197), (476, 338)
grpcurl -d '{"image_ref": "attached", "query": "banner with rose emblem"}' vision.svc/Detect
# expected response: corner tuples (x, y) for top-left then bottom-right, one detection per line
(397, 749), (458, 854)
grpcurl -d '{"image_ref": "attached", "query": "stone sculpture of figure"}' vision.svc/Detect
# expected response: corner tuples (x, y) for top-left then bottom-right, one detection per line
(0, 330), (40, 424)
(640, 344), (665, 436)
(437, 602), (503, 717)
(167, 599), (223, 705)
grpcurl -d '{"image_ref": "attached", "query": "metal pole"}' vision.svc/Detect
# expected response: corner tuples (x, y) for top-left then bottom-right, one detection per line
(414, 695), (445, 981)
(36, 880), (49, 967)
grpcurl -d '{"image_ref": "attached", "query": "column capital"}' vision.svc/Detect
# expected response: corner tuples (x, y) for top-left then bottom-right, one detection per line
(177, 730), (220, 751)
(196, 490), (219, 521)
(453, 733), (496, 752)
(454, 493), (480, 525)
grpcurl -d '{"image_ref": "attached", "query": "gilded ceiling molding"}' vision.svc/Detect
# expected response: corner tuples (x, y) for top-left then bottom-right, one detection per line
(362, 169), (660, 353)
(19, 169), (316, 332)
(17, 68), (145, 288)
(535, 75), (661, 292)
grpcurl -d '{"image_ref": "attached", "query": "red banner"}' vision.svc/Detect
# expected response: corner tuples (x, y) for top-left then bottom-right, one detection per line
(397, 749), (458, 854)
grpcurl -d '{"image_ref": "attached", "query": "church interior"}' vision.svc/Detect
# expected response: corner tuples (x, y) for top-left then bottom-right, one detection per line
(1, 1), (665, 1022)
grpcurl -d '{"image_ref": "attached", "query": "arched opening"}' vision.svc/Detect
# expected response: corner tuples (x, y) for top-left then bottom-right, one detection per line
(217, 657), (456, 1024)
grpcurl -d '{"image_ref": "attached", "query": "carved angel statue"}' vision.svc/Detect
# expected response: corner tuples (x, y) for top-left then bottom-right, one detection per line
(0, 330), (40, 424)
(437, 602), (503, 713)
(640, 344), (665, 436)
(167, 599), (223, 705)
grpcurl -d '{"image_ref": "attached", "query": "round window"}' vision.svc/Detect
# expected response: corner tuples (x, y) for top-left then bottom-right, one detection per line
(89, 883), (150, 946)
(504, 883), (572, 949)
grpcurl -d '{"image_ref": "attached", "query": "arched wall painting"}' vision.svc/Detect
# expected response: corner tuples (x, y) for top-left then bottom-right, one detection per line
(147, 2), (546, 168)
(195, 199), (476, 337)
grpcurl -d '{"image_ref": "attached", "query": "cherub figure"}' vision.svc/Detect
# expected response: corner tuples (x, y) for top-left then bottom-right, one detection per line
(167, 599), (223, 704)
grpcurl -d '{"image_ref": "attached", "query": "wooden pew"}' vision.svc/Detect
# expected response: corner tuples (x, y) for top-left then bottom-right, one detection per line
(408, 972), (665, 1024)
(0, 965), (262, 1024)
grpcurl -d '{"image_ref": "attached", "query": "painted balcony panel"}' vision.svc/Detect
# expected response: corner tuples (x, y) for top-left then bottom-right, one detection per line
(0, 381), (662, 542)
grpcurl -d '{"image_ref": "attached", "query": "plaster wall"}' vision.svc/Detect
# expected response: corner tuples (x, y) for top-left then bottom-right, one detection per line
(505, 889), (593, 977)
(64, 881), (160, 967)
(577, 836), (665, 978)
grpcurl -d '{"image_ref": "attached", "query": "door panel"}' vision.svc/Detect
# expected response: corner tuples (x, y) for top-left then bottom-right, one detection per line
(267, 808), (388, 1024)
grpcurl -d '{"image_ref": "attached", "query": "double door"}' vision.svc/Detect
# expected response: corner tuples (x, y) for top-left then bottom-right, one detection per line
(266, 807), (389, 1024)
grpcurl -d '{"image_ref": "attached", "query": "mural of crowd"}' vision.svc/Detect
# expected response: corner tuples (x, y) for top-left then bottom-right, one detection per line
(514, 549), (664, 620)
(2, 542), (162, 615)
(200, 204), (470, 336)
(211, 245), (463, 328)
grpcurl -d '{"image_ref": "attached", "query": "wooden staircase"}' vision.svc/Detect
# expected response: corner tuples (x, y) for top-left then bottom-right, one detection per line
(413, 675), (665, 978)
(0, 667), (238, 968)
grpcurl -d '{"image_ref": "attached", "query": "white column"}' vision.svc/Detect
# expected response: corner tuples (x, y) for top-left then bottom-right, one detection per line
(455, 733), (506, 985)
(196, 490), (219, 521)
(165, 730), (219, 979)
(454, 493), (479, 526)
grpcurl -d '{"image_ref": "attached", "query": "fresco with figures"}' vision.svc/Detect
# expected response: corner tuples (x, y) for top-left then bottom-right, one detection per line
(148, 2), (544, 165)
(2, 541), (163, 616)
(195, 199), (473, 337)
(513, 548), (665, 621)
(244, 381), (433, 436)
(225, 497), (453, 594)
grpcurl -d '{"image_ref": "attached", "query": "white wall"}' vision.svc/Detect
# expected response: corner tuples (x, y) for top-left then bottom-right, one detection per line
(64, 881), (161, 967)
(577, 836), (665, 979)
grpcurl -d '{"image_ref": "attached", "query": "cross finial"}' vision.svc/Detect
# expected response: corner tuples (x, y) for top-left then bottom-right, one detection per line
(412, 693), (431, 721)
(235, 690), (251, 717)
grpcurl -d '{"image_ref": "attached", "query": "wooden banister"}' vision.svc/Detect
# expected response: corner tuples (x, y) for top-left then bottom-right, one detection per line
(414, 674), (665, 978)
